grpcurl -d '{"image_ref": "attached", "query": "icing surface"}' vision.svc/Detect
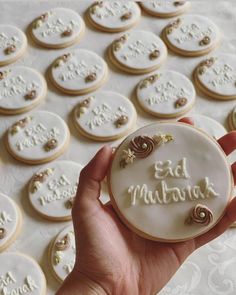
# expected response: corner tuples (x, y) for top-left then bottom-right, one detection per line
(89, 1), (141, 30)
(31, 7), (84, 46)
(51, 49), (107, 92)
(7, 111), (69, 162)
(196, 54), (236, 97)
(29, 161), (82, 220)
(0, 66), (46, 111)
(0, 253), (46, 295)
(50, 225), (75, 282)
(111, 30), (167, 70)
(141, 0), (190, 15)
(109, 123), (232, 241)
(165, 15), (220, 53)
(136, 70), (195, 117)
(74, 91), (137, 139)
(0, 25), (27, 64)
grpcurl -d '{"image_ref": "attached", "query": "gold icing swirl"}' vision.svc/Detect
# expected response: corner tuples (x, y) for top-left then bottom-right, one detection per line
(0, 228), (6, 239)
(115, 115), (129, 128)
(44, 138), (58, 152)
(186, 204), (213, 226)
(121, 12), (132, 21)
(199, 36), (211, 46)
(166, 18), (182, 35)
(175, 97), (188, 108)
(4, 45), (16, 55)
(130, 136), (155, 158)
(55, 234), (71, 251)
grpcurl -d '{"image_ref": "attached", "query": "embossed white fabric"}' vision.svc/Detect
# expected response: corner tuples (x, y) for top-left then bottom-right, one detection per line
(0, 1), (236, 294)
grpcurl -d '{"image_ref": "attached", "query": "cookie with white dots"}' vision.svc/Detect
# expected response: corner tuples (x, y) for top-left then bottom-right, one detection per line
(0, 25), (27, 66)
(0, 66), (47, 115)
(28, 161), (82, 221)
(0, 193), (22, 252)
(6, 111), (70, 165)
(87, 1), (141, 32)
(30, 7), (85, 49)
(162, 15), (221, 57)
(136, 71), (196, 118)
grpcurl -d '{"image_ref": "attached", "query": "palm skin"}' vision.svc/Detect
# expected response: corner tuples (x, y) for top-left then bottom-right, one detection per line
(57, 120), (236, 295)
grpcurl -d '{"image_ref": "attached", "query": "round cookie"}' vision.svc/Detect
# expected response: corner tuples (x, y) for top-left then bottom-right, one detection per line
(140, 0), (191, 18)
(0, 66), (47, 115)
(193, 54), (236, 100)
(162, 15), (221, 57)
(228, 106), (236, 131)
(136, 71), (196, 118)
(87, 1), (141, 32)
(0, 193), (22, 252)
(28, 161), (82, 221)
(0, 25), (27, 66)
(49, 225), (75, 282)
(30, 7), (85, 49)
(108, 122), (233, 242)
(6, 111), (70, 165)
(73, 91), (137, 141)
(50, 50), (108, 95)
(0, 252), (46, 294)
(108, 30), (168, 74)
(190, 115), (227, 140)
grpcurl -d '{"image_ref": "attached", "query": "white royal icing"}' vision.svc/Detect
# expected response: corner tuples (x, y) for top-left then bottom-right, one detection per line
(112, 30), (167, 71)
(29, 161), (82, 220)
(141, 0), (190, 15)
(165, 15), (220, 53)
(74, 91), (137, 139)
(7, 111), (69, 163)
(31, 7), (84, 46)
(0, 253), (46, 295)
(89, 1), (141, 30)
(51, 49), (107, 93)
(0, 193), (20, 251)
(136, 70), (195, 117)
(109, 123), (232, 241)
(50, 225), (75, 282)
(0, 66), (46, 112)
(196, 54), (236, 97)
(0, 25), (27, 64)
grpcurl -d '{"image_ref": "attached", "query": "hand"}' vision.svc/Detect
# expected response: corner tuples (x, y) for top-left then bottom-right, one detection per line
(57, 119), (236, 295)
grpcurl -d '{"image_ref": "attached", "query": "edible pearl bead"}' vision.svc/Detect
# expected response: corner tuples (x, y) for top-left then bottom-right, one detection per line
(142, 143), (147, 149)
(199, 212), (206, 218)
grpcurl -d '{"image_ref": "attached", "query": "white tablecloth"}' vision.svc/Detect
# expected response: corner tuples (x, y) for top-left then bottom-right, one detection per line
(0, 1), (236, 294)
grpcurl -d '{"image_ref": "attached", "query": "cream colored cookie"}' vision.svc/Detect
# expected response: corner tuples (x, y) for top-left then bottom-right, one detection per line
(6, 111), (70, 165)
(0, 193), (22, 252)
(140, 0), (191, 18)
(50, 50), (108, 95)
(136, 71), (196, 118)
(87, 1), (141, 32)
(0, 252), (46, 294)
(49, 225), (75, 282)
(30, 7), (85, 49)
(0, 66), (47, 115)
(28, 161), (82, 221)
(0, 25), (27, 66)
(108, 122), (233, 242)
(73, 91), (137, 141)
(108, 30), (168, 74)
(162, 15), (221, 57)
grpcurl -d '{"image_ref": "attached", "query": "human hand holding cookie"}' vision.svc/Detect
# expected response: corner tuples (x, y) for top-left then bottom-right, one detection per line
(56, 118), (236, 295)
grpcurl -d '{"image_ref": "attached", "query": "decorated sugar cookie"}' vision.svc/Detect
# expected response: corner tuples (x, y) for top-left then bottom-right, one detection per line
(29, 161), (82, 221)
(0, 252), (46, 294)
(50, 225), (75, 282)
(30, 7), (85, 49)
(108, 122), (233, 242)
(136, 71), (196, 118)
(6, 111), (70, 165)
(0, 25), (27, 66)
(109, 30), (168, 74)
(194, 54), (236, 100)
(140, 0), (191, 18)
(87, 1), (141, 32)
(50, 49), (108, 95)
(74, 91), (137, 141)
(228, 106), (236, 131)
(0, 66), (47, 115)
(162, 15), (221, 57)
(0, 193), (22, 252)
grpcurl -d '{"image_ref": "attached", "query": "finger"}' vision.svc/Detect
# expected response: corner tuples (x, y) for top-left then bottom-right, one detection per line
(178, 117), (194, 126)
(194, 197), (236, 249)
(218, 132), (236, 156)
(232, 162), (236, 185)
